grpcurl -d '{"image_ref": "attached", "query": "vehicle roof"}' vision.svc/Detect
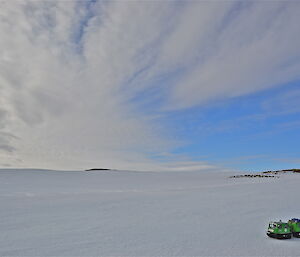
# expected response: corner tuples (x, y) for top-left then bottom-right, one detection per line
(269, 221), (288, 224)
(290, 218), (300, 222)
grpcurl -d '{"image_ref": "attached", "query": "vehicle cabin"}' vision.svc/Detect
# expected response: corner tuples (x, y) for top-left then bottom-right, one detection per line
(267, 221), (292, 239)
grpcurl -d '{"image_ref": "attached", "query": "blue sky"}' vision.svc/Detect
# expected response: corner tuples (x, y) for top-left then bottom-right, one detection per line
(0, 1), (300, 171)
(161, 81), (300, 171)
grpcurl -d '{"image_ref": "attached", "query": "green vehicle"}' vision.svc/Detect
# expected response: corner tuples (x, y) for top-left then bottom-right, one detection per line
(267, 221), (292, 239)
(288, 218), (300, 238)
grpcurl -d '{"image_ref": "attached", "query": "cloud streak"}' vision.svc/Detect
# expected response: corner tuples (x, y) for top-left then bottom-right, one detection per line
(0, 1), (299, 170)
(163, 2), (300, 109)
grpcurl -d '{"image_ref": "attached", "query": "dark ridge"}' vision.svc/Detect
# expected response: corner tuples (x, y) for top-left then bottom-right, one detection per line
(282, 169), (300, 172)
(85, 168), (111, 171)
(230, 168), (300, 178)
(262, 169), (300, 174)
(229, 174), (279, 178)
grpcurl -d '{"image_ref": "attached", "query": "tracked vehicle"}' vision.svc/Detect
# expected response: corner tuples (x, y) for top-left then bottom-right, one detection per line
(288, 218), (300, 238)
(267, 221), (292, 239)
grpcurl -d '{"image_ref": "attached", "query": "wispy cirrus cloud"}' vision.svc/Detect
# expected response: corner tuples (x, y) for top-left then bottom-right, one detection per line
(162, 2), (300, 109)
(0, 1), (299, 170)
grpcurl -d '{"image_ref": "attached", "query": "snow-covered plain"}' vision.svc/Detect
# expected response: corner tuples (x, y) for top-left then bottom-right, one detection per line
(0, 169), (299, 256)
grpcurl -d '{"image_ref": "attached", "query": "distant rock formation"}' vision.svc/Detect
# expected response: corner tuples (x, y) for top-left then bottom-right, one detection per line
(262, 169), (300, 174)
(229, 168), (300, 179)
(85, 168), (111, 171)
(229, 174), (279, 178)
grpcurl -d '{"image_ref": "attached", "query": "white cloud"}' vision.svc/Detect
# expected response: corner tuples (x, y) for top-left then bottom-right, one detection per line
(0, 0), (177, 170)
(0, 1), (299, 170)
(163, 1), (300, 109)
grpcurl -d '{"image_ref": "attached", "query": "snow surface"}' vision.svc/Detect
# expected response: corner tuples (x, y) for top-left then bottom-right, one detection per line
(0, 169), (299, 256)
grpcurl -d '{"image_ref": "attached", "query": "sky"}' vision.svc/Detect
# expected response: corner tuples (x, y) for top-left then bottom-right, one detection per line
(0, 0), (300, 171)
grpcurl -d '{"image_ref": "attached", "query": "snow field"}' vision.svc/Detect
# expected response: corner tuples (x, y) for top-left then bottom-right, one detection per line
(0, 169), (299, 256)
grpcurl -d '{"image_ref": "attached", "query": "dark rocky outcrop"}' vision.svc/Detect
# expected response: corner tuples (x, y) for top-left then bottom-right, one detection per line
(262, 169), (300, 174)
(85, 168), (111, 171)
(229, 174), (278, 178)
(229, 168), (300, 179)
